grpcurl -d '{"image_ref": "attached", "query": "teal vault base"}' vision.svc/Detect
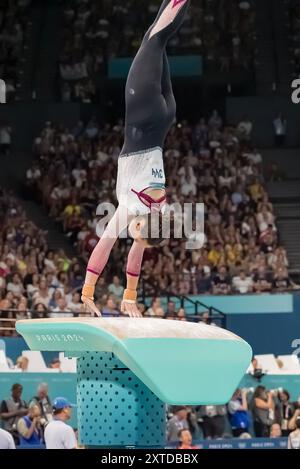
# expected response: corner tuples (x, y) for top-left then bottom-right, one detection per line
(76, 352), (165, 448)
(16, 318), (252, 448)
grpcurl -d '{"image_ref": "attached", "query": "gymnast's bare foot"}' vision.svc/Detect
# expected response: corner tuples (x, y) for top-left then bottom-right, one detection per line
(81, 295), (102, 317)
(121, 300), (142, 318)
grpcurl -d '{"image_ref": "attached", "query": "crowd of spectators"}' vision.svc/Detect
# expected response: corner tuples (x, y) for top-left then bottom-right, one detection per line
(0, 382), (78, 449)
(0, 0), (31, 102)
(25, 111), (297, 313)
(0, 186), (87, 336)
(0, 382), (52, 446)
(1, 379), (300, 447)
(59, 0), (257, 101)
(167, 384), (300, 447)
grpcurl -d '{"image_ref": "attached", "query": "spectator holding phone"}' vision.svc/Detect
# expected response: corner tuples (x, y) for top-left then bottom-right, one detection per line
(252, 386), (275, 437)
(288, 416), (300, 449)
(228, 388), (250, 437)
(17, 405), (44, 446)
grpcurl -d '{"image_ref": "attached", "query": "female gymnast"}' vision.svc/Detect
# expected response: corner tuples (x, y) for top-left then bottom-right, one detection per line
(81, 0), (190, 317)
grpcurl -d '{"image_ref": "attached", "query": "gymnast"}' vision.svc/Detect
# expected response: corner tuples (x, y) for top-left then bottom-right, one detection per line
(81, 0), (190, 317)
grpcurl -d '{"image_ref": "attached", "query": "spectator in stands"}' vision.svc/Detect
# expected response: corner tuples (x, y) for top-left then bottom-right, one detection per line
(156, 307), (167, 318)
(68, 292), (83, 314)
(252, 266), (273, 293)
(196, 266), (212, 294)
(167, 406), (189, 443)
(288, 417), (300, 449)
(0, 428), (16, 449)
(177, 428), (199, 449)
(33, 303), (48, 319)
(256, 205), (275, 233)
(270, 423), (282, 438)
(232, 270), (253, 294)
(44, 397), (77, 449)
(288, 408), (300, 432)
(275, 389), (295, 437)
(197, 405), (227, 439)
(273, 113), (287, 147)
(17, 404), (44, 446)
(228, 388), (251, 437)
(252, 386), (275, 437)
(249, 356), (265, 381)
(15, 356), (29, 372)
(49, 298), (73, 318)
(108, 275), (124, 300)
(0, 123), (12, 156)
(237, 115), (253, 141)
(273, 268), (293, 292)
(0, 383), (28, 445)
(208, 110), (223, 130)
(212, 266), (231, 295)
(165, 301), (177, 318)
(177, 308), (187, 321)
(146, 297), (162, 317)
(29, 383), (53, 425)
(102, 297), (119, 316)
(49, 358), (61, 371)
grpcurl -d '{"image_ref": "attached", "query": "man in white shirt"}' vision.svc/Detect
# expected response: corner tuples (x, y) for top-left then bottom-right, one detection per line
(44, 397), (77, 449)
(232, 270), (253, 294)
(0, 428), (16, 449)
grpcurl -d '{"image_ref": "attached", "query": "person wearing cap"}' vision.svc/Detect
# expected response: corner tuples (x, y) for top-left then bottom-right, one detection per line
(44, 397), (77, 449)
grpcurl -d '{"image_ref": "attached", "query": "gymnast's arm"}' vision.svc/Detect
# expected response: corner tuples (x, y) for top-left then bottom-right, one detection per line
(82, 206), (133, 316)
(121, 241), (145, 318)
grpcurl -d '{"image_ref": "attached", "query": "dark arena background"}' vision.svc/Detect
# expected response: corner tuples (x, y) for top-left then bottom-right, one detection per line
(1, 0), (300, 460)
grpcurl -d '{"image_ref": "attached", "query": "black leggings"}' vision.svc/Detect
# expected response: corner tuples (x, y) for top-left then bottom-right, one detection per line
(121, 0), (190, 155)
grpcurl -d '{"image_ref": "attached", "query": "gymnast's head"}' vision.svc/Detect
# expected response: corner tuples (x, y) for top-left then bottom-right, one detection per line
(129, 212), (167, 248)
(129, 186), (168, 247)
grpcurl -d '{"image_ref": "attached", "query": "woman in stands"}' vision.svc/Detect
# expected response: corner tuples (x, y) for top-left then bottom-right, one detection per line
(81, 0), (190, 317)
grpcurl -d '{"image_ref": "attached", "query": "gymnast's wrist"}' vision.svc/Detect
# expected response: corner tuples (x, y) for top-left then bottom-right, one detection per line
(123, 288), (137, 302)
(82, 284), (95, 299)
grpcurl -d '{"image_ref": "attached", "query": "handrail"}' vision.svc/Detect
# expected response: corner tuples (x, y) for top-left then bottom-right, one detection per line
(164, 293), (227, 328)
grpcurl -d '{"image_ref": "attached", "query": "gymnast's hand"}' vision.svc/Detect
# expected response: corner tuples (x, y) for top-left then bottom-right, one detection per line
(120, 300), (142, 318)
(81, 295), (102, 317)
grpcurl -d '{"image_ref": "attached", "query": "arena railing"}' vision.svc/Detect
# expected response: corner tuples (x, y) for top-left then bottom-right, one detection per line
(0, 305), (221, 336)
(165, 293), (227, 328)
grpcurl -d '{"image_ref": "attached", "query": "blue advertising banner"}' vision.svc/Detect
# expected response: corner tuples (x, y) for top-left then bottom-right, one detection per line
(166, 438), (288, 449)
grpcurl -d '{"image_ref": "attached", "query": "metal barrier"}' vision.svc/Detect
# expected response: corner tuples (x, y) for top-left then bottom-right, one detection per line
(0, 306), (221, 336)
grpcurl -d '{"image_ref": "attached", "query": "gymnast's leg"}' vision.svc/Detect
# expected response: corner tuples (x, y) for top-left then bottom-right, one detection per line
(122, 0), (190, 154)
(162, 50), (176, 118)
